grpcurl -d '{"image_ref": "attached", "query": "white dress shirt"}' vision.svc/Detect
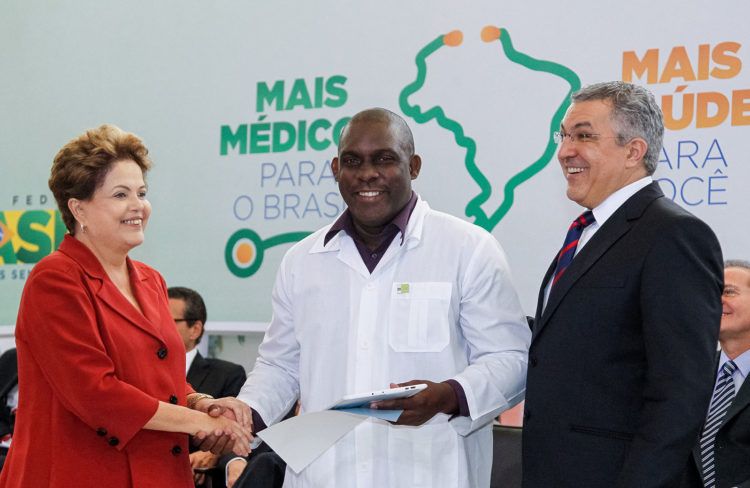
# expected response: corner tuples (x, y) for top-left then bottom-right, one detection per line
(544, 176), (653, 308)
(719, 348), (750, 392)
(185, 347), (198, 376)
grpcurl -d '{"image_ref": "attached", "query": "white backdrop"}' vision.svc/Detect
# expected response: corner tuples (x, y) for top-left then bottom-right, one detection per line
(1, 0), (748, 331)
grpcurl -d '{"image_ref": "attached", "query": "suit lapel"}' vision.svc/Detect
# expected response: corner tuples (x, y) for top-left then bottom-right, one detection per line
(0, 350), (17, 400)
(534, 183), (663, 340)
(58, 235), (163, 341)
(128, 260), (165, 336)
(187, 352), (210, 391)
(533, 259), (555, 336)
(95, 266), (162, 340)
(721, 369), (750, 427)
(691, 354), (750, 469)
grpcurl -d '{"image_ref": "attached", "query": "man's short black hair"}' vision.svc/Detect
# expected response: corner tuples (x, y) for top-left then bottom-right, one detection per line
(167, 286), (207, 344)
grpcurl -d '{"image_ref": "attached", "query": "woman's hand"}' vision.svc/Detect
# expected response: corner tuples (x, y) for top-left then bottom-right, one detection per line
(194, 409), (253, 457)
(144, 400), (253, 456)
(194, 396), (252, 430)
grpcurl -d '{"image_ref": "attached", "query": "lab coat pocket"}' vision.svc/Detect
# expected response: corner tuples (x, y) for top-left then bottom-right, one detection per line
(389, 282), (451, 352)
(388, 423), (458, 487)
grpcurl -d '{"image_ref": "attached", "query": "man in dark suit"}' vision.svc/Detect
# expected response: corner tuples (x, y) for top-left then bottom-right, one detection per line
(0, 348), (17, 471)
(168, 286), (247, 487)
(522, 81), (724, 488)
(683, 260), (750, 488)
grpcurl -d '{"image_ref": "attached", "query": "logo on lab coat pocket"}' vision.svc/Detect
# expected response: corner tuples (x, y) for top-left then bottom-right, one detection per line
(396, 283), (410, 295)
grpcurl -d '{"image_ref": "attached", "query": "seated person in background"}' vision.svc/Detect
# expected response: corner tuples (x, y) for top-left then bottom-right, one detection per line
(222, 405), (296, 488)
(224, 443), (286, 488)
(682, 260), (750, 488)
(168, 286), (247, 487)
(0, 348), (17, 471)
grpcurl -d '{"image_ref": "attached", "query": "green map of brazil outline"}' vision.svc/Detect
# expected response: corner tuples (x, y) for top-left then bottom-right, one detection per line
(225, 26), (580, 278)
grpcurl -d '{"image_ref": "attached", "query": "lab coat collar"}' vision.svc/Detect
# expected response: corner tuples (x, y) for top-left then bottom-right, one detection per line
(309, 195), (428, 255)
(307, 196), (428, 278)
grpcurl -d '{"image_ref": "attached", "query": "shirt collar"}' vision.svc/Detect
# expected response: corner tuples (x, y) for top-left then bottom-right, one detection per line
(590, 176), (652, 227)
(720, 348), (750, 380)
(185, 347), (198, 375)
(324, 191), (418, 247)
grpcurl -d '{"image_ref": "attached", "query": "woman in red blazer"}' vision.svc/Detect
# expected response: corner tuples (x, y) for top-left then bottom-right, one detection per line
(0, 125), (252, 487)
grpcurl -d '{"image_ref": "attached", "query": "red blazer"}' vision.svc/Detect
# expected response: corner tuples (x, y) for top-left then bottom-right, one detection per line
(0, 235), (194, 487)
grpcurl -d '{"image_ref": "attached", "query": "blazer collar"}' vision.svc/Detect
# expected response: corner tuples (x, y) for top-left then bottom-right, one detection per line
(187, 352), (209, 389)
(722, 355), (750, 426)
(0, 350), (17, 400)
(691, 351), (750, 466)
(58, 235), (164, 341)
(534, 182), (664, 340)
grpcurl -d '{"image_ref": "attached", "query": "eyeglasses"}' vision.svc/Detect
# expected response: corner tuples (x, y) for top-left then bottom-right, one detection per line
(553, 130), (619, 144)
(173, 318), (197, 323)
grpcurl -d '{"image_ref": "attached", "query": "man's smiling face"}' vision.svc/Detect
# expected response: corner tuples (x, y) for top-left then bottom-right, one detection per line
(557, 99), (638, 209)
(332, 116), (420, 237)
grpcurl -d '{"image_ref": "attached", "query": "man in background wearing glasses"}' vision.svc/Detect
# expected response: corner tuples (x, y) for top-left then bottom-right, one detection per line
(169, 286), (247, 487)
(522, 81), (723, 488)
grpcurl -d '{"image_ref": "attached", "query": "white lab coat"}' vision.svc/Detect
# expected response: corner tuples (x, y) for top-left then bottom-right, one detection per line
(239, 198), (530, 487)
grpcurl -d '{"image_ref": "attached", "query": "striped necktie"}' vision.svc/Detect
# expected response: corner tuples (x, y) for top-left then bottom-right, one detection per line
(550, 211), (595, 289)
(699, 360), (738, 488)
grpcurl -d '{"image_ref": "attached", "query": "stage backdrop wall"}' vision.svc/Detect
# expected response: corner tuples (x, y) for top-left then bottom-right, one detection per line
(1, 1), (748, 332)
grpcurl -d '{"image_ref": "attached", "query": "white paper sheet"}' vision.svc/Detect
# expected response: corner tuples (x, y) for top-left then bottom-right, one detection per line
(256, 408), (403, 473)
(257, 410), (365, 473)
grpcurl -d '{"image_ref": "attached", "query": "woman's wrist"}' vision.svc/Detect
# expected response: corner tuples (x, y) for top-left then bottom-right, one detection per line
(187, 393), (214, 410)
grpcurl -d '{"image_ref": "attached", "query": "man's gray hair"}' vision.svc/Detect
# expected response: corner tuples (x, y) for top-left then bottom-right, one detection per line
(725, 259), (750, 271)
(572, 81), (664, 175)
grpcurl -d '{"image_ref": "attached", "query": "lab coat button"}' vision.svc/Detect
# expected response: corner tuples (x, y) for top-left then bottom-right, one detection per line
(157, 347), (168, 359)
(171, 445), (182, 455)
(108, 436), (120, 446)
(96, 428), (107, 437)
(169, 394), (178, 404)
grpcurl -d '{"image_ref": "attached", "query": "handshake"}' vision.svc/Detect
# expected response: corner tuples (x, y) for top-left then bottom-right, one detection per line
(190, 395), (254, 457)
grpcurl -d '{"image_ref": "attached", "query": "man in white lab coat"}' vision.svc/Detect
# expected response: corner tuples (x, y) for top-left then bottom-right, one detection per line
(237, 108), (531, 487)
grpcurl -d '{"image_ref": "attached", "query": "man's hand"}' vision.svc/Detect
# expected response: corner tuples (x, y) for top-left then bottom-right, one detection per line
(372, 380), (458, 426)
(189, 451), (218, 486)
(226, 457), (248, 488)
(195, 396), (252, 429)
(192, 397), (253, 455)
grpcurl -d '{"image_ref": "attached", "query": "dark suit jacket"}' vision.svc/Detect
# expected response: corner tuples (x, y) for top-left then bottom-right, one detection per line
(186, 352), (246, 400)
(682, 355), (750, 488)
(522, 182), (724, 488)
(0, 349), (17, 440)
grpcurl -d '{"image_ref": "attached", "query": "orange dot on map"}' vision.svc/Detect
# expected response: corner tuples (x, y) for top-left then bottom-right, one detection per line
(443, 30), (463, 47)
(236, 242), (255, 265)
(481, 26), (501, 43)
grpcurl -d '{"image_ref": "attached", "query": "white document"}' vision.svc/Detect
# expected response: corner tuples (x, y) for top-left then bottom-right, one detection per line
(257, 410), (367, 473)
(256, 406), (405, 473)
(257, 385), (413, 473)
